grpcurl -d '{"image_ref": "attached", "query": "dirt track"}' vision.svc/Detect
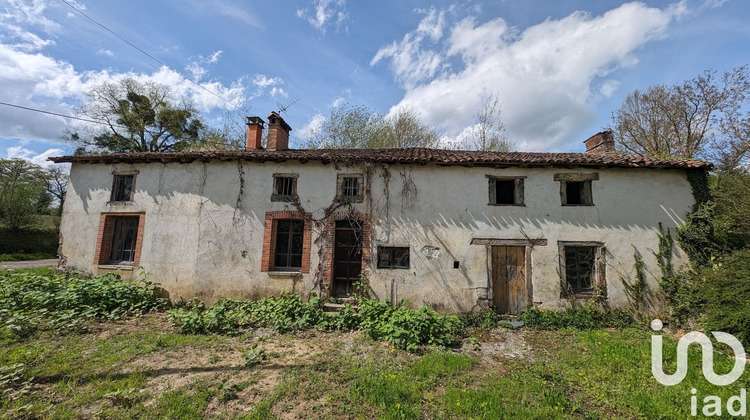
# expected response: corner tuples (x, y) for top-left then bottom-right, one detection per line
(0, 259), (58, 269)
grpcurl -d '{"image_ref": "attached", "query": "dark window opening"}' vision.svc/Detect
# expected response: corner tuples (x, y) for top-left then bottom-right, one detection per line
(495, 180), (516, 204)
(274, 220), (304, 270)
(272, 175), (297, 202)
(565, 246), (595, 293)
(342, 177), (360, 197)
(378, 246), (410, 269)
(108, 216), (139, 264)
(565, 181), (584, 205)
(111, 175), (134, 202)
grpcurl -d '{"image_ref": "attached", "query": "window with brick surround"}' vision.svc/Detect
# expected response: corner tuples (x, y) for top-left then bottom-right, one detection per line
(378, 246), (410, 269)
(274, 220), (304, 270)
(95, 213), (145, 266)
(336, 174), (364, 203)
(261, 211), (312, 273)
(554, 173), (598, 206)
(271, 174), (298, 202)
(110, 174), (135, 202)
(487, 176), (525, 206)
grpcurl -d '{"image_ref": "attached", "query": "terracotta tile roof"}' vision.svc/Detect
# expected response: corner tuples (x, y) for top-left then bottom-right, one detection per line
(49, 147), (712, 170)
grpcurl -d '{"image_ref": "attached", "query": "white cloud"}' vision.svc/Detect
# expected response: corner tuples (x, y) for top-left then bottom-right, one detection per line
(371, 8), (446, 89)
(297, 113), (326, 141)
(252, 74), (282, 88)
(296, 0), (348, 33)
(6, 146), (65, 168)
(96, 48), (113, 57)
(0, 41), (248, 142)
(375, 2), (685, 151)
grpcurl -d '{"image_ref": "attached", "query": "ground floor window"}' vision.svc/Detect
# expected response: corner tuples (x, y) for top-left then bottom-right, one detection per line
(95, 213), (145, 266)
(558, 242), (604, 298)
(377, 246), (410, 269)
(261, 211), (312, 273)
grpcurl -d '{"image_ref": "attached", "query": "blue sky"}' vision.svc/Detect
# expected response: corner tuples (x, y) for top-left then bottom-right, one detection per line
(1, 0), (748, 167)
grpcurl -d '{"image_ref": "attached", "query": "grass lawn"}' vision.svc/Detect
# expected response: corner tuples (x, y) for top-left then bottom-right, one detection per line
(1, 267), (747, 418)
(1, 316), (746, 418)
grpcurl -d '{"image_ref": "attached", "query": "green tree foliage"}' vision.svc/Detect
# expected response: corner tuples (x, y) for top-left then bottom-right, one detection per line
(306, 105), (441, 149)
(613, 67), (750, 168)
(0, 160), (49, 230)
(702, 248), (750, 347)
(68, 78), (205, 153)
(711, 171), (750, 249)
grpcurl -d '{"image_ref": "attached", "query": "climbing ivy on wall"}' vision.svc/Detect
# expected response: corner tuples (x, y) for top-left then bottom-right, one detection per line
(677, 169), (720, 268)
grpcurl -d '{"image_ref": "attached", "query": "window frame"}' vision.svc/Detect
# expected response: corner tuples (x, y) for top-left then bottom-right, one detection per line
(109, 172), (138, 203)
(260, 211), (312, 274)
(377, 246), (410, 269)
(271, 173), (299, 202)
(273, 219), (305, 271)
(558, 241), (605, 298)
(336, 173), (364, 203)
(554, 173), (598, 206)
(486, 175), (526, 206)
(94, 213), (145, 267)
(107, 216), (140, 264)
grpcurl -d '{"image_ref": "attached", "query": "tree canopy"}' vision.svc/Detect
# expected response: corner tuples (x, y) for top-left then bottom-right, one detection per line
(0, 160), (52, 229)
(68, 78), (206, 153)
(464, 92), (514, 152)
(305, 105), (440, 149)
(613, 67), (750, 170)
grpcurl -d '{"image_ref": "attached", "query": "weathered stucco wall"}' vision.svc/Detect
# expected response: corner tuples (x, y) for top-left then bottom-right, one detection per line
(59, 159), (694, 312)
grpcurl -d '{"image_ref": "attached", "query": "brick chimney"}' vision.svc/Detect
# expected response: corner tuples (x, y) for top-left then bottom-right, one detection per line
(266, 111), (291, 151)
(584, 130), (615, 155)
(246, 116), (265, 150)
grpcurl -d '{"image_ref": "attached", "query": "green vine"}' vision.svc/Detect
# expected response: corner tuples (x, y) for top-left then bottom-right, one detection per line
(621, 246), (647, 311)
(686, 169), (711, 211)
(655, 222), (674, 279)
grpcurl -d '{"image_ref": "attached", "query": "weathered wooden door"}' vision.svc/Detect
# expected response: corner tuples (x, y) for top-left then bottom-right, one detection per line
(333, 220), (362, 298)
(491, 246), (527, 314)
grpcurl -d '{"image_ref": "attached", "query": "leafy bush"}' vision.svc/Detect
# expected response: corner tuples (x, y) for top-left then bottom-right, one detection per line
(460, 311), (506, 330)
(358, 299), (463, 351)
(702, 248), (750, 347)
(0, 271), (168, 337)
(518, 305), (634, 330)
(0, 228), (59, 255)
(167, 292), (324, 335)
(659, 270), (705, 327)
(320, 303), (361, 331)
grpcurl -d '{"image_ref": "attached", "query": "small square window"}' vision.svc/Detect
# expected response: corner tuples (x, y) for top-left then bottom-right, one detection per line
(378, 246), (410, 269)
(272, 174), (298, 202)
(554, 173), (598, 206)
(487, 176), (524, 206)
(337, 174), (364, 202)
(111, 174), (134, 202)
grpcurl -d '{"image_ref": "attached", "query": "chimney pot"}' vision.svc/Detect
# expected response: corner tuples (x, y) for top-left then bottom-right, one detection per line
(245, 116), (265, 150)
(584, 130), (615, 155)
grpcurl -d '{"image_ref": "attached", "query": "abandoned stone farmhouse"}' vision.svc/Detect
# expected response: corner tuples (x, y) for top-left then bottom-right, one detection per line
(50, 112), (710, 313)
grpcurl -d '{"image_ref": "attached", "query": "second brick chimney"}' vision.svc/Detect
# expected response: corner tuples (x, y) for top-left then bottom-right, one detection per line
(584, 130), (615, 155)
(245, 116), (265, 150)
(267, 111), (292, 151)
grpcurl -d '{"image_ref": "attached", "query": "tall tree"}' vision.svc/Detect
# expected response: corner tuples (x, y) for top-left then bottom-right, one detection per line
(305, 105), (441, 149)
(67, 78), (205, 153)
(465, 92), (514, 152)
(613, 67), (750, 166)
(44, 165), (68, 215)
(0, 159), (49, 229)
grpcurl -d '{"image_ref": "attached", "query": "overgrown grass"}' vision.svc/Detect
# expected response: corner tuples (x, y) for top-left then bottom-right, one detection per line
(0, 271), (169, 338)
(0, 253), (57, 262)
(518, 304), (635, 330)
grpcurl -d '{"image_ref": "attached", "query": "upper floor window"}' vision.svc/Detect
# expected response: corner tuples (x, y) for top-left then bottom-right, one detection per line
(337, 174), (364, 203)
(272, 174), (298, 202)
(110, 174), (135, 202)
(554, 173), (598, 206)
(487, 176), (525, 206)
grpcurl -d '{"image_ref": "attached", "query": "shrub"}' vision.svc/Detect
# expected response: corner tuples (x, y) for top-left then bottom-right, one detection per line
(358, 299), (463, 351)
(702, 248), (750, 347)
(0, 271), (168, 337)
(0, 228), (59, 255)
(518, 304), (634, 330)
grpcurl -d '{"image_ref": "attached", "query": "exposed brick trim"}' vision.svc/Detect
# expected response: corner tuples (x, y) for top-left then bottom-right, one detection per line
(94, 212), (146, 265)
(320, 211), (372, 294)
(260, 210), (312, 273)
